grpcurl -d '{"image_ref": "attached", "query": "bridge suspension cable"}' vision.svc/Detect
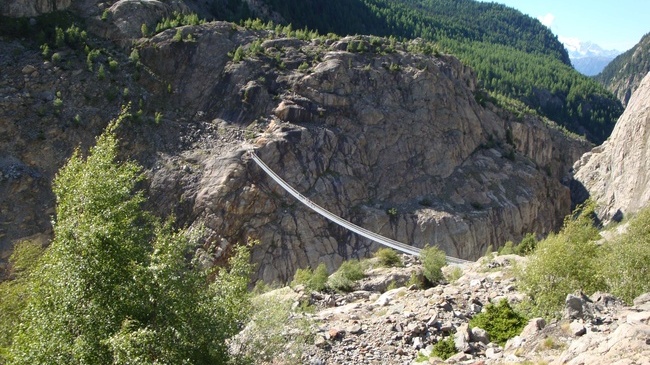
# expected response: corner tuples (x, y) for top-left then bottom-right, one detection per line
(248, 150), (471, 264)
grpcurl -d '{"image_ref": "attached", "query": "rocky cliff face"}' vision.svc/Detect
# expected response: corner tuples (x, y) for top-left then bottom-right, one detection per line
(1, 0), (71, 17)
(596, 33), (650, 107)
(135, 24), (589, 282)
(573, 72), (650, 222)
(0, 16), (590, 282)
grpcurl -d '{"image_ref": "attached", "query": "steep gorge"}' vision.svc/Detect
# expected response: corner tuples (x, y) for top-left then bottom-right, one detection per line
(135, 24), (590, 282)
(0, 7), (590, 282)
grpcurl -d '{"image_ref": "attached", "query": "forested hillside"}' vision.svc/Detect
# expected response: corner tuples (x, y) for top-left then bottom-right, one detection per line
(226, 0), (622, 143)
(596, 32), (650, 106)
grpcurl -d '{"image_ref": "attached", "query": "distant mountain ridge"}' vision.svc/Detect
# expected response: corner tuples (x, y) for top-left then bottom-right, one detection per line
(596, 32), (650, 106)
(560, 37), (620, 76)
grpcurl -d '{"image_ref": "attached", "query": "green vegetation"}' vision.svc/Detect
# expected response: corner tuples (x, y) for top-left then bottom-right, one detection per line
(221, 0), (622, 143)
(420, 245), (446, 285)
(328, 259), (365, 292)
(444, 266), (464, 283)
(469, 299), (528, 346)
(1, 108), (254, 364)
(431, 336), (457, 360)
(230, 291), (312, 365)
(0, 240), (45, 354)
(155, 11), (205, 34)
(516, 201), (605, 319)
(499, 233), (537, 256)
(292, 263), (329, 292)
(598, 207), (650, 303)
(596, 32), (650, 96)
(374, 248), (403, 267)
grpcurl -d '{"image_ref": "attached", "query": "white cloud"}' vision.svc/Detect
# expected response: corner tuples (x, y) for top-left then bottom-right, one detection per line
(537, 13), (555, 28)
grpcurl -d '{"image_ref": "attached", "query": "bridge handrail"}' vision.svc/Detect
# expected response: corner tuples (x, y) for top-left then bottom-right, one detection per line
(248, 150), (471, 264)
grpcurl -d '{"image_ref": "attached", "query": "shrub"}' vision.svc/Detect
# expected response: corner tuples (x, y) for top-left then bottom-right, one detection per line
(172, 28), (183, 42)
(0, 239), (45, 352)
(431, 336), (456, 360)
(129, 48), (140, 64)
(232, 46), (244, 62)
(97, 64), (106, 80)
(374, 248), (403, 267)
(292, 263), (328, 292)
(298, 61), (309, 72)
(514, 233), (537, 256)
(328, 260), (364, 292)
(498, 240), (515, 255)
(40, 43), (50, 58)
(444, 266), (463, 283)
(141, 23), (149, 37)
(469, 299), (527, 345)
(598, 207), (650, 303)
(108, 58), (118, 72)
(516, 201), (605, 318)
(230, 291), (313, 365)
(420, 245), (446, 284)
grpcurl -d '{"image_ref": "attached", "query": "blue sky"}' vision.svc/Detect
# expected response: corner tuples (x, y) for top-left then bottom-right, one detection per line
(478, 0), (650, 51)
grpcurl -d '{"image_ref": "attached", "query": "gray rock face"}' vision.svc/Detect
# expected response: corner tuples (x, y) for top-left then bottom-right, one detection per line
(135, 28), (590, 282)
(573, 72), (650, 222)
(93, 0), (190, 46)
(1, 0), (71, 17)
(0, 23), (589, 283)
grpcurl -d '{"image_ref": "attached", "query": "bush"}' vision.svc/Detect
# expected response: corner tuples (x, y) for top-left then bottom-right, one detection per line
(328, 260), (364, 292)
(514, 233), (537, 256)
(431, 336), (456, 360)
(0, 239), (45, 353)
(469, 299), (527, 346)
(420, 245), (446, 284)
(172, 28), (183, 42)
(599, 207), (650, 303)
(516, 201), (605, 318)
(374, 248), (403, 267)
(292, 263), (328, 292)
(499, 240), (515, 255)
(230, 291), (313, 365)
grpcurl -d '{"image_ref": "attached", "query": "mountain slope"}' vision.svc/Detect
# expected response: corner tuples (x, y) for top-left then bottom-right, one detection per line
(596, 32), (650, 106)
(223, 0), (622, 143)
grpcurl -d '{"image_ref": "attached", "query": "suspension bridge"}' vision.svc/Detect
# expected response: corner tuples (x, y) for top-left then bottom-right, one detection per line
(248, 150), (471, 264)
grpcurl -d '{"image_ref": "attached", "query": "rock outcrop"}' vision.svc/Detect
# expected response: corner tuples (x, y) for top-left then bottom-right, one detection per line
(1, 0), (72, 17)
(596, 33), (650, 107)
(137, 26), (589, 282)
(573, 72), (650, 221)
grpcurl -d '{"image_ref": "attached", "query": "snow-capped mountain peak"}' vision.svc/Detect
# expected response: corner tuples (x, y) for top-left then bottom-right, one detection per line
(559, 36), (621, 76)
(559, 36), (620, 59)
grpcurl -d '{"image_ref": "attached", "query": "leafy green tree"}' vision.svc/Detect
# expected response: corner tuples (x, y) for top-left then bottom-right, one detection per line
(7, 108), (252, 365)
